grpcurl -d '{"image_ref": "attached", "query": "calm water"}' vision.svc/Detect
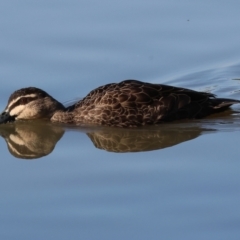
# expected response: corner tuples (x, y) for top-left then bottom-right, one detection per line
(1, 0), (240, 239)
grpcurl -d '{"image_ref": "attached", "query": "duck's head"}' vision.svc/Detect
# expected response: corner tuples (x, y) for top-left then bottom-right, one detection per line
(0, 87), (65, 124)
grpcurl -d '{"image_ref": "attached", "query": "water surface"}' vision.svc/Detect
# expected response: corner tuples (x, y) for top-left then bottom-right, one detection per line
(1, 0), (240, 240)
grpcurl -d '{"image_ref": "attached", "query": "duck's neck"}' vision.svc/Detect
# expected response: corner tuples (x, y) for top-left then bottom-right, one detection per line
(50, 100), (91, 125)
(51, 109), (74, 124)
(50, 100), (81, 124)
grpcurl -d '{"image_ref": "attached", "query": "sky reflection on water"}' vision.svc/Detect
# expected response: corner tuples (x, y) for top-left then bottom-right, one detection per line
(1, 0), (240, 239)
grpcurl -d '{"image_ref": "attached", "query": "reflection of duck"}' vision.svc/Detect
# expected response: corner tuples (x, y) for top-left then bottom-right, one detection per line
(0, 121), (212, 159)
(0, 122), (64, 159)
(0, 80), (239, 127)
(87, 125), (210, 152)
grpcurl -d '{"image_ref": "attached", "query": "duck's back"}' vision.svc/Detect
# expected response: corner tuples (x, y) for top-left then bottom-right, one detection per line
(70, 80), (238, 127)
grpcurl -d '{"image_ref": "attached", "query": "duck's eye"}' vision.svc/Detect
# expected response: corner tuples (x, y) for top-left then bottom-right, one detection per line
(8, 96), (36, 112)
(21, 98), (26, 104)
(20, 97), (31, 104)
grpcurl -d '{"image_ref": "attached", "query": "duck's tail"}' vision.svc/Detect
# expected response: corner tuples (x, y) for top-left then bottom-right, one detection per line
(211, 98), (240, 110)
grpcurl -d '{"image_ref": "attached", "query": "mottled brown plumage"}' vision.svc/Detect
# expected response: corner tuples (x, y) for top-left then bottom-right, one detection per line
(0, 80), (239, 127)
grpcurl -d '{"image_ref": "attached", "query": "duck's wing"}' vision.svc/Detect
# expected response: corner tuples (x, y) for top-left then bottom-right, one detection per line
(73, 80), (239, 126)
(115, 80), (218, 120)
(81, 79), (213, 104)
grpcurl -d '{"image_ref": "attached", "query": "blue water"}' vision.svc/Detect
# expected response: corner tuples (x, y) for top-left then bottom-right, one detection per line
(1, 0), (240, 239)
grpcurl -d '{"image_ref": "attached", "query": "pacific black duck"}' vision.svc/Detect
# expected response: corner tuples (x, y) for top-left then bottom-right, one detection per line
(0, 80), (239, 127)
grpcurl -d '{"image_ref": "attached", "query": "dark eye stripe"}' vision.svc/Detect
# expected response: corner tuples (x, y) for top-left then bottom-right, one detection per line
(8, 96), (39, 112)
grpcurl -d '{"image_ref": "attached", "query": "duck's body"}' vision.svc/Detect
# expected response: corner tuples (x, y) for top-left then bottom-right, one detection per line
(0, 80), (239, 127)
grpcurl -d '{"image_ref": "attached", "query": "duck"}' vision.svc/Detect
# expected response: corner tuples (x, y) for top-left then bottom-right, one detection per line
(0, 79), (239, 127)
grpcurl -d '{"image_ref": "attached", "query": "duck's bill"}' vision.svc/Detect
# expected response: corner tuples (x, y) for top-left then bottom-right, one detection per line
(0, 111), (15, 124)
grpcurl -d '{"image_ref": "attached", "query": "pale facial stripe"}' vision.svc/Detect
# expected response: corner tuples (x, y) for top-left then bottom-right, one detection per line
(9, 134), (24, 145)
(8, 135), (37, 158)
(9, 105), (25, 117)
(6, 94), (37, 112)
